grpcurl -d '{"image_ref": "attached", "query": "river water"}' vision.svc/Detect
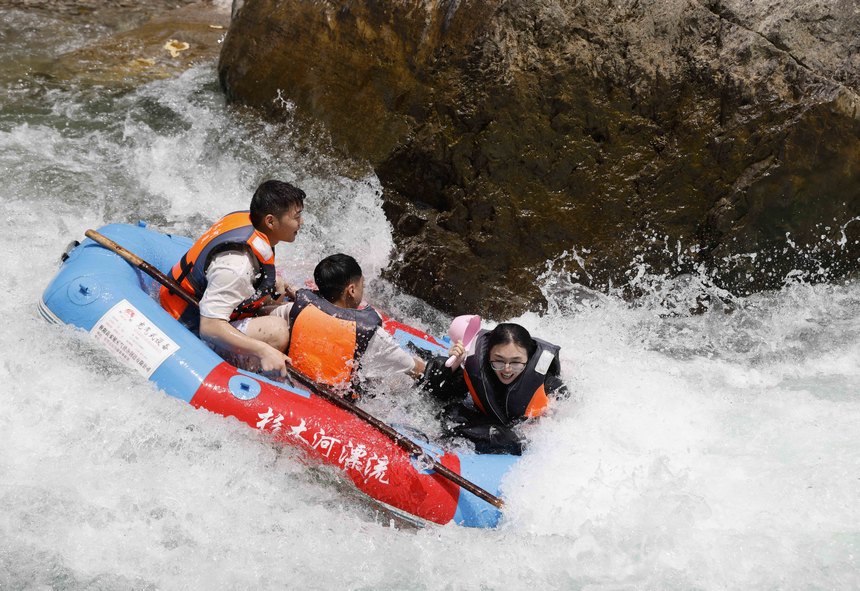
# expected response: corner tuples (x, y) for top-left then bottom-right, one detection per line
(1, 4), (858, 590)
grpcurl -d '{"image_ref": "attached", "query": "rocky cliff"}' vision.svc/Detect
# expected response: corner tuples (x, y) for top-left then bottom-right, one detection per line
(219, 0), (860, 318)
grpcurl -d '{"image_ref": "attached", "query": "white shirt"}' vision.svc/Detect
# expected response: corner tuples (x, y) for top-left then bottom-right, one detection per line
(359, 328), (417, 380)
(199, 250), (415, 378)
(199, 250), (260, 321)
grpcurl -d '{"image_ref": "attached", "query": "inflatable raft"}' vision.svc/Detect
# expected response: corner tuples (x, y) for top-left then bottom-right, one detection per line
(39, 223), (516, 528)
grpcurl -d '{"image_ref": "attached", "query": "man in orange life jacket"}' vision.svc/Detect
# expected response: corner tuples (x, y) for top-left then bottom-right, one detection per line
(286, 253), (426, 389)
(160, 180), (304, 378)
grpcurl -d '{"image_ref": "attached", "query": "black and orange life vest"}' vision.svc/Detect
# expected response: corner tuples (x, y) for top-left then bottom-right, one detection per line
(159, 211), (276, 332)
(287, 289), (382, 386)
(463, 330), (562, 425)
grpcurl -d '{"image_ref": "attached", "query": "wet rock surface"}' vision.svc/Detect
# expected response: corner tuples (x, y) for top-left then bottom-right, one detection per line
(218, 0), (860, 318)
(5, 0), (229, 87)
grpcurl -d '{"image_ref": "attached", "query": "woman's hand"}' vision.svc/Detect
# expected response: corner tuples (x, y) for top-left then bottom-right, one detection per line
(445, 339), (466, 368)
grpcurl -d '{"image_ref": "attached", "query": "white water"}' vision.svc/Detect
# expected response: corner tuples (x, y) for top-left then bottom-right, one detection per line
(1, 7), (858, 590)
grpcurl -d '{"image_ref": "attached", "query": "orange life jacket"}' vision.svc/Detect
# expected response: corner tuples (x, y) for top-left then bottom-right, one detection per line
(463, 331), (562, 424)
(287, 289), (382, 386)
(159, 211), (276, 332)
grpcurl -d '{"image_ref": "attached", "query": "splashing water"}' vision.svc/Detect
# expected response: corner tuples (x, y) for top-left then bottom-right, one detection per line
(1, 6), (858, 590)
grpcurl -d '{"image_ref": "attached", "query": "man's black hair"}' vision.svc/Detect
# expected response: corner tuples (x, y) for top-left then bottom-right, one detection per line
(314, 253), (363, 303)
(249, 180), (305, 228)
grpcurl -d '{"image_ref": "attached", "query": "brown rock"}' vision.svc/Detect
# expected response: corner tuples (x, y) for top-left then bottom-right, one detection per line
(43, 1), (230, 87)
(219, 0), (860, 318)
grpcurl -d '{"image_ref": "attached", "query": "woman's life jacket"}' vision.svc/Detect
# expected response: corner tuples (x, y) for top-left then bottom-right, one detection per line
(159, 211), (277, 333)
(463, 330), (562, 425)
(287, 288), (382, 386)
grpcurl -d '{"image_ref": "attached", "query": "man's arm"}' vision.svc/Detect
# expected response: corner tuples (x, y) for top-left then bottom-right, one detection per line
(199, 316), (290, 376)
(408, 356), (426, 379)
(360, 329), (426, 382)
(198, 251), (290, 376)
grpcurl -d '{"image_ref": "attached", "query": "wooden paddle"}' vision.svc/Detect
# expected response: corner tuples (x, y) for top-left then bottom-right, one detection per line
(84, 229), (506, 510)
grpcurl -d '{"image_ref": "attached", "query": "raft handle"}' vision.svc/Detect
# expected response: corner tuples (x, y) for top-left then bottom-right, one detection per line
(61, 240), (80, 262)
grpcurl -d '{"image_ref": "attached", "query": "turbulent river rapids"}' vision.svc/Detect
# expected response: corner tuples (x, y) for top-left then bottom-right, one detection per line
(1, 4), (858, 589)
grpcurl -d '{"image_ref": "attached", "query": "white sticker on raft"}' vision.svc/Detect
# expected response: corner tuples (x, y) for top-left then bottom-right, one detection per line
(535, 350), (554, 375)
(91, 299), (179, 378)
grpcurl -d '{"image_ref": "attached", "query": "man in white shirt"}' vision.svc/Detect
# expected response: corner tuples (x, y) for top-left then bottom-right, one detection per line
(160, 180), (304, 378)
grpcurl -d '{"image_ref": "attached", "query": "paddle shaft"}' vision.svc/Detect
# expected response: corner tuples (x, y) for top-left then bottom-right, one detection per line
(85, 230), (198, 308)
(282, 365), (505, 509)
(84, 229), (505, 510)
